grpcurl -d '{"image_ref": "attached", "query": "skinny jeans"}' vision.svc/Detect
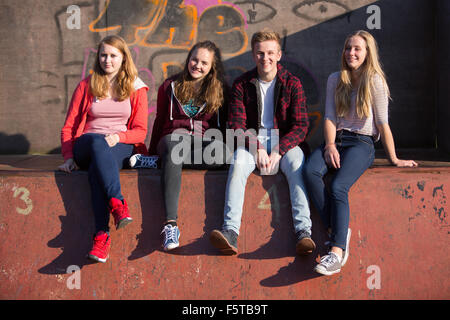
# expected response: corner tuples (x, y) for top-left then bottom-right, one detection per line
(157, 133), (230, 222)
(73, 133), (133, 233)
(304, 130), (375, 249)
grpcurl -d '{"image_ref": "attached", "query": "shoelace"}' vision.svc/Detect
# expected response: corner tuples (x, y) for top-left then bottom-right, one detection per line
(137, 155), (157, 168)
(161, 225), (177, 242)
(319, 253), (339, 267)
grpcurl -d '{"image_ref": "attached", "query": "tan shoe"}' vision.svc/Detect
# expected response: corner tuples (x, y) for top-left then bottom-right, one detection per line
(296, 232), (316, 255)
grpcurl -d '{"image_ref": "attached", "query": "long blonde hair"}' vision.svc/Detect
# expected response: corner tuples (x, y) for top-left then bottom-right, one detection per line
(90, 35), (138, 101)
(174, 41), (226, 114)
(335, 30), (390, 118)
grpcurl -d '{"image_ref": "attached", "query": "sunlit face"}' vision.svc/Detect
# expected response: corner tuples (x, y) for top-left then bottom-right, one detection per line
(252, 40), (282, 80)
(98, 43), (124, 78)
(344, 36), (368, 71)
(188, 47), (214, 82)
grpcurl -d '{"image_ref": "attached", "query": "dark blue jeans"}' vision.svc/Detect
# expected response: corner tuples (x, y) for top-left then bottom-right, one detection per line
(304, 130), (375, 249)
(73, 133), (134, 233)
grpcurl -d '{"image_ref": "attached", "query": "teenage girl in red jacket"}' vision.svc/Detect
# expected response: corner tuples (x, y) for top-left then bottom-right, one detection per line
(58, 35), (149, 263)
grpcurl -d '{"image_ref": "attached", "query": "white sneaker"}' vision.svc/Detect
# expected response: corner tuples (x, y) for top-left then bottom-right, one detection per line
(341, 228), (351, 266)
(324, 228), (351, 266)
(314, 252), (342, 276)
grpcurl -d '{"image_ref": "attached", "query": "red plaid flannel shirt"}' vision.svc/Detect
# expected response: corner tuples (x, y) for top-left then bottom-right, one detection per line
(227, 64), (309, 156)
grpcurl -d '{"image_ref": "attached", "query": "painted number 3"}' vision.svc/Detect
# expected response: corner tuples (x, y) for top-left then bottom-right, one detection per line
(12, 186), (33, 215)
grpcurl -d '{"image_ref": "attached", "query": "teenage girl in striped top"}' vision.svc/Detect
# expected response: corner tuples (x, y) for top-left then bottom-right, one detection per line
(304, 30), (418, 276)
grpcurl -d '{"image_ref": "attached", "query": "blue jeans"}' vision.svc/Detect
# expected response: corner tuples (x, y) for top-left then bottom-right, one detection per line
(73, 133), (134, 233)
(222, 141), (311, 236)
(304, 130), (375, 249)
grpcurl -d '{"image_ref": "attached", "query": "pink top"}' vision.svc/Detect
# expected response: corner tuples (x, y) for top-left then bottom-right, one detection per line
(83, 97), (131, 136)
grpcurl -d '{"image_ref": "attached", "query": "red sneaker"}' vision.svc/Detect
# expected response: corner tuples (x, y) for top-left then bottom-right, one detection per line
(87, 231), (110, 263)
(109, 198), (133, 230)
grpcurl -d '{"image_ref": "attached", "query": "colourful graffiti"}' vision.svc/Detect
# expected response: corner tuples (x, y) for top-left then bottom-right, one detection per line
(89, 0), (248, 57)
(56, 0), (352, 144)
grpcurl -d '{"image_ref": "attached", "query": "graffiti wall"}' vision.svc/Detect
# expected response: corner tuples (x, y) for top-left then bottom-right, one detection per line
(0, 0), (446, 154)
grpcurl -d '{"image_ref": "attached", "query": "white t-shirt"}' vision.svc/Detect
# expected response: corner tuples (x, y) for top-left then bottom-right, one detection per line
(258, 78), (276, 129)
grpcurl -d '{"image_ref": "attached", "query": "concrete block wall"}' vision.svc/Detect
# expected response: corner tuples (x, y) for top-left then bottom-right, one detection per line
(438, 0), (450, 154)
(0, 0), (448, 155)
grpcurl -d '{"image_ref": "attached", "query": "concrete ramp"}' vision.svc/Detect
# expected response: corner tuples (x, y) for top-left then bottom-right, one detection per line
(0, 156), (449, 299)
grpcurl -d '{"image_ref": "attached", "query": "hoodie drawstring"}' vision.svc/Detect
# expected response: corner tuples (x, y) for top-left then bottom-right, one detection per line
(170, 90), (174, 120)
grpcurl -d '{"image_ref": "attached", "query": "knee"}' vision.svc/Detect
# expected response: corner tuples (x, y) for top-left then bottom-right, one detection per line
(230, 149), (254, 176)
(280, 147), (304, 174)
(280, 157), (303, 175)
(82, 134), (109, 154)
(329, 180), (348, 198)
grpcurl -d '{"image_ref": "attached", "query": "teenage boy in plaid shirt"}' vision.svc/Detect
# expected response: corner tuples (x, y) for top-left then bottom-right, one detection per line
(210, 29), (315, 256)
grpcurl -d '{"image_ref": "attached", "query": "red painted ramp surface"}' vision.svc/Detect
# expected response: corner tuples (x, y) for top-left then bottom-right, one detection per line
(0, 160), (449, 299)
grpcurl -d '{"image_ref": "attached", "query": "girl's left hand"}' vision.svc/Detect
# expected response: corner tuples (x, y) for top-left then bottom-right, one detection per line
(393, 159), (418, 167)
(105, 134), (120, 147)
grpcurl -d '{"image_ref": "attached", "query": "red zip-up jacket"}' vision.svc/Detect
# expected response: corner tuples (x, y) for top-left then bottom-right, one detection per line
(148, 75), (228, 155)
(61, 76), (149, 160)
(227, 63), (309, 156)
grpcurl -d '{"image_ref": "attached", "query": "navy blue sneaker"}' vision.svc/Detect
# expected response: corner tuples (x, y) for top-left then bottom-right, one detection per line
(129, 154), (158, 169)
(161, 224), (180, 251)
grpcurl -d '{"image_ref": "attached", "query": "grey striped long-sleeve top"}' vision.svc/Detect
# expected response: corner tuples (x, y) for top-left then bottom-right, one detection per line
(324, 71), (389, 141)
